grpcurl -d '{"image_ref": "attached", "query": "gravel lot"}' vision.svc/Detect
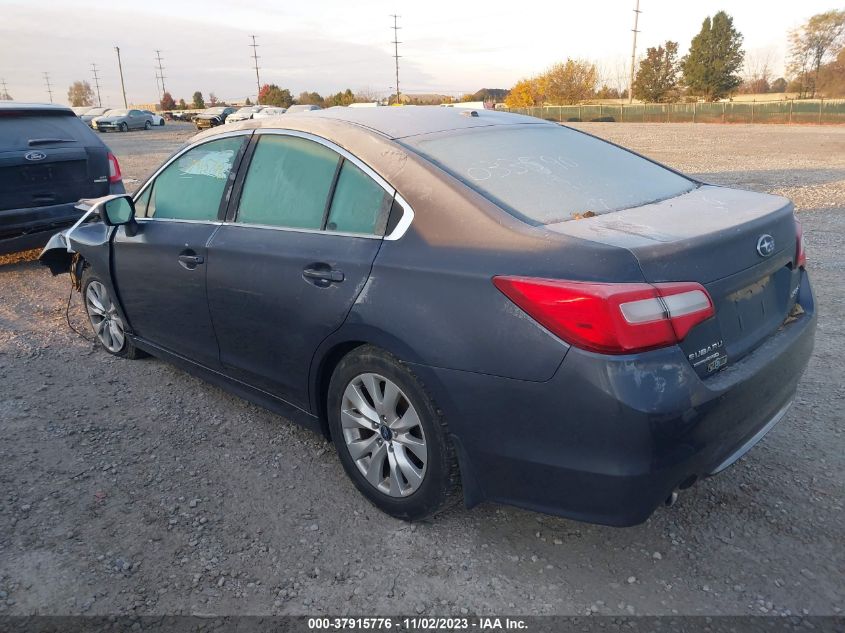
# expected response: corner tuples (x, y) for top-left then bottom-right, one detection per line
(0, 123), (843, 617)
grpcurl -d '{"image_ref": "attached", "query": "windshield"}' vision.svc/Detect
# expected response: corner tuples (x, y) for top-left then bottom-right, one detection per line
(204, 107), (226, 114)
(237, 107), (259, 113)
(105, 109), (127, 116)
(403, 124), (696, 225)
(85, 108), (107, 115)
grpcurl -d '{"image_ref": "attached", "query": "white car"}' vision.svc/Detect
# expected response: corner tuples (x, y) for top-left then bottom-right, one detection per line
(142, 110), (165, 126)
(226, 106), (265, 123)
(252, 107), (287, 119)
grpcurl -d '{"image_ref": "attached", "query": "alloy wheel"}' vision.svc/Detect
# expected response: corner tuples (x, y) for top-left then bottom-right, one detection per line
(85, 281), (126, 353)
(340, 373), (428, 497)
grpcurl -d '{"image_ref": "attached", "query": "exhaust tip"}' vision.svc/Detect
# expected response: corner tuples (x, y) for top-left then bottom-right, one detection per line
(664, 491), (679, 507)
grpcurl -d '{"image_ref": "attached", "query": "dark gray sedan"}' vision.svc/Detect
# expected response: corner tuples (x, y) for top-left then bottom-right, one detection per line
(40, 107), (815, 525)
(92, 108), (154, 132)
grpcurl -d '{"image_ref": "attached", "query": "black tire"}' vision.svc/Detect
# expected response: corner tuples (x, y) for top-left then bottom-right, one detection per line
(80, 268), (145, 360)
(159, 119), (165, 126)
(119, 122), (128, 132)
(144, 120), (152, 130)
(328, 345), (459, 520)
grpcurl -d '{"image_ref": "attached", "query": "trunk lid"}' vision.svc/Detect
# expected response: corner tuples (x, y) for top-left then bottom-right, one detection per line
(546, 185), (802, 375)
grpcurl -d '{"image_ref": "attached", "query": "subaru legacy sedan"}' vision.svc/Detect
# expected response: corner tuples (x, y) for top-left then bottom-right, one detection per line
(40, 107), (815, 525)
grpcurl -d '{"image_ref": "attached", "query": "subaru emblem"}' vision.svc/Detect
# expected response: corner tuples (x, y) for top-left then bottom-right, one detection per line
(756, 234), (775, 258)
(25, 151), (47, 161)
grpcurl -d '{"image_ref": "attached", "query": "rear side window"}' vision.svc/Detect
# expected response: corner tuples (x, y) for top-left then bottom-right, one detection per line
(0, 113), (98, 149)
(142, 136), (244, 221)
(326, 161), (391, 234)
(237, 135), (339, 229)
(403, 124), (695, 225)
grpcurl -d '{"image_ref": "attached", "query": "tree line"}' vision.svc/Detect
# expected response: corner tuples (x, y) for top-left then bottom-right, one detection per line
(505, 9), (845, 108)
(51, 8), (845, 110)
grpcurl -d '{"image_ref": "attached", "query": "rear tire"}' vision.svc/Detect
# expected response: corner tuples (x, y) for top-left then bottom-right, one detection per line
(144, 120), (152, 130)
(159, 119), (165, 126)
(328, 345), (459, 521)
(81, 268), (144, 360)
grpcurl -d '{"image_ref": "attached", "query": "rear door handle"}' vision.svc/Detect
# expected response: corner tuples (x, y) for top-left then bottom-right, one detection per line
(178, 254), (204, 269)
(303, 267), (344, 283)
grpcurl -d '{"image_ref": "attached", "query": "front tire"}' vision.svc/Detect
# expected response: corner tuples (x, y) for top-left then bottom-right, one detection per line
(81, 269), (143, 359)
(328, 345), (459, 520)
(119, 122), (128, 132)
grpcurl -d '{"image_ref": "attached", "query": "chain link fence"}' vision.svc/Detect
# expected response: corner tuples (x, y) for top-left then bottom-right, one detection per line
(504, 99), (845, 124)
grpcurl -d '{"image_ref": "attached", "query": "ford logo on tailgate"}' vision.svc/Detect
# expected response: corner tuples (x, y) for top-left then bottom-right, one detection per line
(25, 151), (47, 161)
(756, 234), (775, 257)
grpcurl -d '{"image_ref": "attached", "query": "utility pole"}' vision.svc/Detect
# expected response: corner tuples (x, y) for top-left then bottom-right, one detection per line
(115, 46), (128, 108)
(390, 14), (401, 105)
(0, 78), (9, 100)
(155, 49), (166, 98)
(628, 0), (641, 104)
(43, 72), (53, 102)
(250, 35), (261, 104)
(90, 63), (102, 106)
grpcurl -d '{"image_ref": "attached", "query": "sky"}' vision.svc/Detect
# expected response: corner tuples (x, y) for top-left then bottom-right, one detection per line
(0, 0), (836, 105)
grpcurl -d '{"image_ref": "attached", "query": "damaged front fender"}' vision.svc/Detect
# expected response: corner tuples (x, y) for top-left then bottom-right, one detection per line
(40, 231), (76, 276)
(38, 195), (119, 276)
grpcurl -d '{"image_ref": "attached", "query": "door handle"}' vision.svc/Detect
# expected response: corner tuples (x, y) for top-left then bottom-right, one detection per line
(177, 254), (204, 269)
(303, 266), (344, 284)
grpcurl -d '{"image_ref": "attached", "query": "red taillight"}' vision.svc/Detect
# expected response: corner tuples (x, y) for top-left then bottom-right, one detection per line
(492, 277), (715, 355)
(107, 152), (122, 184)
(795, 217), (807, 269)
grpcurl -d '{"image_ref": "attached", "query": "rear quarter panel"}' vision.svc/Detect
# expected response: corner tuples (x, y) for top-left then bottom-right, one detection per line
(324, 134), (647, 382)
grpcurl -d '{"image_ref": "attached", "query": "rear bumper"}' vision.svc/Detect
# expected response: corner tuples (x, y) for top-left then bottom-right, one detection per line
(0, 202), (82, 255)
(411, 271), (817, 526)
(0, 183), (124, 255)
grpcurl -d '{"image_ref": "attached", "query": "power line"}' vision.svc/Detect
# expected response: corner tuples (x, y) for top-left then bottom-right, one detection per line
(250, 35), (261, 103)
(628, 0), (641, 104)
(90, 63), (102, 107)
(115, 46), (127, 108)
(155, 49), (167, 98)
(390, 14), (402, 104)
(43, 72), (53, 103)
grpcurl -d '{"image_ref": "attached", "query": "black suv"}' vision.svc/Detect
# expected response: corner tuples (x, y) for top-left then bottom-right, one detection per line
(0, 102), (125, 254)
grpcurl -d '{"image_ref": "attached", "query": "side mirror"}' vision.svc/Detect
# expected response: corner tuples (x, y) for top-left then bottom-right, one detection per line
(102, 195), (136, 226)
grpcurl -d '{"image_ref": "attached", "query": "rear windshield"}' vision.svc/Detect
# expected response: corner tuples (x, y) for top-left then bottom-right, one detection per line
(403, 124), (695, 224)
(0, 112), (97, 149)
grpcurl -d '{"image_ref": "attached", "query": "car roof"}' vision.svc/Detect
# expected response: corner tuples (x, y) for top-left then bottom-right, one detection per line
(0, 101), (74, 114)
(244, 105), (548, 140)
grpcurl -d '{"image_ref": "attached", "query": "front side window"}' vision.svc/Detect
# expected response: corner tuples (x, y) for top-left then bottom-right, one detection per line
(138, 136), (244, 220)
(237, 135), (339, 229)
(326, 161), (391, 235)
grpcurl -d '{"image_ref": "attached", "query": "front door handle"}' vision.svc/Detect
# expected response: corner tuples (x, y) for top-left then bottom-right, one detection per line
(178, 253), (204, 270)
(303, 266), (345, 284)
